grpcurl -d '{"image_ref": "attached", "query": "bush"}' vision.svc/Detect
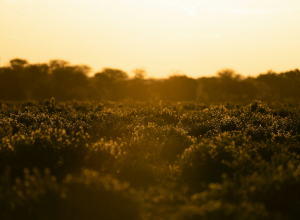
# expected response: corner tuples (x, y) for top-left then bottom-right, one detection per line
(0, 168), (141, 220)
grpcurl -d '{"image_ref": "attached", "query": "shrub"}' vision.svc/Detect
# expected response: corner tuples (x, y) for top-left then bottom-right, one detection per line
(0, 168), (141, 220)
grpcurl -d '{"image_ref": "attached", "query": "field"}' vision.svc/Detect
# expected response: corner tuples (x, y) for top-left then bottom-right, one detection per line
(1, 99), (300, 220)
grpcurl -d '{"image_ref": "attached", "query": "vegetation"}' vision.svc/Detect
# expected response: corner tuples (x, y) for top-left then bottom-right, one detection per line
(1, 58), (300, 103)
(1, 99), (300, 219)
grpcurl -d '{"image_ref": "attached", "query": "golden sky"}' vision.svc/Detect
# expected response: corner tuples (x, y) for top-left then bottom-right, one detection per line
(1, 0), (300, 78)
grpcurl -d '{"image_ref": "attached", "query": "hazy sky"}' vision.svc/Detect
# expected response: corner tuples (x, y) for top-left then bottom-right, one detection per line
(1, 0), (300, 78)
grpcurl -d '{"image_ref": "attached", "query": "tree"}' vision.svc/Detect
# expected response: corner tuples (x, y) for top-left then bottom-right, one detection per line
(158, 74), (197, 101)
(127, 69), (149, 101)
(10, 58), (28, 69)
(92, 68), (129, 100)
(217, 69), (244, 102)
(23, 63), (51, 100)
(49, 60), (90, 100)
(0, 58), (28, 100)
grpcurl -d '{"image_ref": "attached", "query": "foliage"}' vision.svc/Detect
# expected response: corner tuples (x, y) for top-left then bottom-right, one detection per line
(1, 59), (300, 102)
(1, 100), (300, 219)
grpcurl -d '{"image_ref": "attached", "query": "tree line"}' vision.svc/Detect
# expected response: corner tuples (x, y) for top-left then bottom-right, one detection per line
(1, 58), (299, 103)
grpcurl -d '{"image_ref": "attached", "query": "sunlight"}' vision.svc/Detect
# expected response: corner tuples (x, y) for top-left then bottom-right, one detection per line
(1, 0), (300, 78)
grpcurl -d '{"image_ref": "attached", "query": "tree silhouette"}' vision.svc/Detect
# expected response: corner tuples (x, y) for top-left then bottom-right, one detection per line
(92, 68), (129, 100)
(10, 58), (28, 69)
(0, 58), (28, 100)
(217, 69), (244, 102)
(0, 58), (299, 102)
(127, 69), (149, 101)
(23, 63), (51, 100)
(159, 74), (197, 101)
(49, 60), (90, 101)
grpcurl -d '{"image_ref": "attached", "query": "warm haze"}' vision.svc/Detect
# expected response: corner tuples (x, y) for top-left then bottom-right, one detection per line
(1, 0), (300, 78)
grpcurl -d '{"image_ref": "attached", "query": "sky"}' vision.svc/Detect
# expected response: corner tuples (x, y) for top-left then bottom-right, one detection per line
(1, 0), (300, 78)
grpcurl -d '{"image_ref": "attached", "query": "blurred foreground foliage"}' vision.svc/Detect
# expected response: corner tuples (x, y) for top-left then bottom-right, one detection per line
(1, 99), (300, 219)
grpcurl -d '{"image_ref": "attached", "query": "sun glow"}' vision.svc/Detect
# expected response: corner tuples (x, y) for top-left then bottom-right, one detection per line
(1, 0), (300, 78)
